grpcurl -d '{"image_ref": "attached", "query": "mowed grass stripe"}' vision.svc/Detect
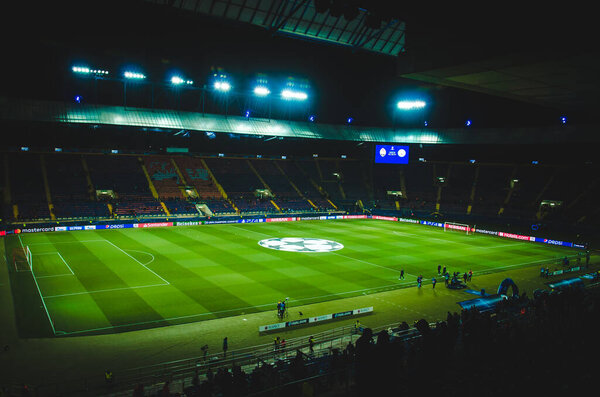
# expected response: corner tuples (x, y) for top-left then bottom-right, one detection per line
(238, 220), (574, 279)
(39, 232), (167, 331)
(245, 221), (447, 273)
(12, 219), (580, 335)
(228, 223), (408, 281)
(207, 224), (398, 290)
(103, 229), (260, 318)
(159, 226), (343, 303)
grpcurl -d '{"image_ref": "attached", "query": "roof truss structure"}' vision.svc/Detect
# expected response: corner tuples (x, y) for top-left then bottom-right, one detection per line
(146, 0), (406, 56)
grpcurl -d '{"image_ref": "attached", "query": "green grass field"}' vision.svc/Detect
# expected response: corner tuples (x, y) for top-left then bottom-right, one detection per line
(4, 219), (579, 336)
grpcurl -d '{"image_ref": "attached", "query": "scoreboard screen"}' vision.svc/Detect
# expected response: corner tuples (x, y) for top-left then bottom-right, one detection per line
(374, 145), (409, 164)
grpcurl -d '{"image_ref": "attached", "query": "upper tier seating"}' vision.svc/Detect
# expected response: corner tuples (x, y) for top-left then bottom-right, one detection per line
(144, 156), (184, 200)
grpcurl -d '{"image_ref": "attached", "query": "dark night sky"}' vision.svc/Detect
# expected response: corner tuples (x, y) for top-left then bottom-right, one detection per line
(1, 1), (592, 128)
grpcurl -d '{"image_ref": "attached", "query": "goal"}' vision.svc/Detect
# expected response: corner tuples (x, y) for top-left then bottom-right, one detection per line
(14, 245), (32, 272)
(444, 222), (472, 235)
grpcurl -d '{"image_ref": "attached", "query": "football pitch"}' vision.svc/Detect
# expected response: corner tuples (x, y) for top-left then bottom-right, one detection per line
(4, 219), (579, 336)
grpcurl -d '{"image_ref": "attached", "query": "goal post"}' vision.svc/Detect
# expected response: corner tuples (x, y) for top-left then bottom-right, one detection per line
(444, 222), (473, 235)
(13, 243), (33, 272)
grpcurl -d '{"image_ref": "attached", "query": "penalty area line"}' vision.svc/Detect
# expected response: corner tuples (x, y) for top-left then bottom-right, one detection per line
(101, 239), (170, 285)
(43, 283), (169, 299)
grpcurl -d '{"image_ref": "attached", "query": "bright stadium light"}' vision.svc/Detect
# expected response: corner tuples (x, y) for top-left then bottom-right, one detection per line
(397, 100), (426, 110)
(214, 81), (231, 92)
(254, 86), (271, 96)
(124, 71), (146, 79)
(171, 76), (193, 85)
(281, 89), (308, 100)
(72, 66), (90, 74)
(72, 66), (109, 76)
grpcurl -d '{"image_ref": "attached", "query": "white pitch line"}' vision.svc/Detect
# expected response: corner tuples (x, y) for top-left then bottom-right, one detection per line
(43, 283), (169, 299)
(36, 273), (73, 279)
(101, 239), (170, 285)
(18, 234), (56, 335)
(55, 281), (415, 335)
(472, 257), (563, 275)
(56, 252), (75, 275)
(26, 240), (106, 246)
(125, 249), (155, 266)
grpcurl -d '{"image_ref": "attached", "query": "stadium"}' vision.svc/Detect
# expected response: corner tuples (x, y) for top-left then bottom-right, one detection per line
(1, 1), (598, 396)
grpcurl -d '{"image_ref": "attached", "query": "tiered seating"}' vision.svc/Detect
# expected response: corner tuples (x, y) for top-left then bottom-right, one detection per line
(162, 199), (198, 215)
(54, 202), (111, 219)
(234, 198), (275, 213)
(45, 154), (100, 219)
(203, 198), (235, 215)
(251, 159), (315, 212)
(86, 155), (163, 217)
(9, 153), (50, 220)
(144, 156), (184, 199)
(503, 164), (553, 220)
(471, 165), (511, 217)
(114, 200), (164, 217)
(404, 162), (436, 212)
(440, 163), (475, 214)
(46, 154), (88, 202)
(278, 160), (333, 210)
(204, 158), (265, 211)
(173, 157), (221, 199)
(314, 159), (344, 202)
(338, 160), (369, 201)
(251, 160), (295, 198)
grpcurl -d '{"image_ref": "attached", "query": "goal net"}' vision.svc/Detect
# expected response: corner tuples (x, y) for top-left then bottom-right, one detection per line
(14, 245), (32, 272)
(444, 222), (472, 235)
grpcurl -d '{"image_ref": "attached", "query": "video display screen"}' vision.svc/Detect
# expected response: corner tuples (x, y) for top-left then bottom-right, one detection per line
(374, 145), (409, 164)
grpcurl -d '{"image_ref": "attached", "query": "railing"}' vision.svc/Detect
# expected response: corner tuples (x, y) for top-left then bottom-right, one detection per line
(22, 277), (600, 396)
(29, 320), (420, 396)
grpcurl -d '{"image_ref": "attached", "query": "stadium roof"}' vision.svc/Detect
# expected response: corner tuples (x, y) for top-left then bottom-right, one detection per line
(144, 0), (406, 57)
(1, 1), (597, 129)
(2, 97), (597, 145)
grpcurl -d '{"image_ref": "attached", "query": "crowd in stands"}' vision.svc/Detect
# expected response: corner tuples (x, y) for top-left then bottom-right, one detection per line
(177, 284), (598, 396)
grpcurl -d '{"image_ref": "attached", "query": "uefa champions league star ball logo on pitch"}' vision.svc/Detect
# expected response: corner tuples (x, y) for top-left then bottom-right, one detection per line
(258, 238), (344, 252)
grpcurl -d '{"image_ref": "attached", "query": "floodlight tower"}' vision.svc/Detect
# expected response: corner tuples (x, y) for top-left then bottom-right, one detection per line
(393, 98), (428, 130)
(170, 74), (194, 110)
(210, 69), (232, 116)
(251, 74), (272, 119)
(123, 69), (146, 108)
(71, 65), (110, 104)
(280, 77), (310, 121)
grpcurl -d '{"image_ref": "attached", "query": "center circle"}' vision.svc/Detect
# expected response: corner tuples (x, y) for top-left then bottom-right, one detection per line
(258, 237), (344, 252)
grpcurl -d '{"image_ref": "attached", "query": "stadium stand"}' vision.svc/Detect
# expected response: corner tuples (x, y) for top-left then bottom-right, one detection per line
(440, 163), (474, 214)
(143, 156), (185, 200)
(7, 153), (51, 221)
(2, 150), (600, 238)
(85, 155), (164, 217)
